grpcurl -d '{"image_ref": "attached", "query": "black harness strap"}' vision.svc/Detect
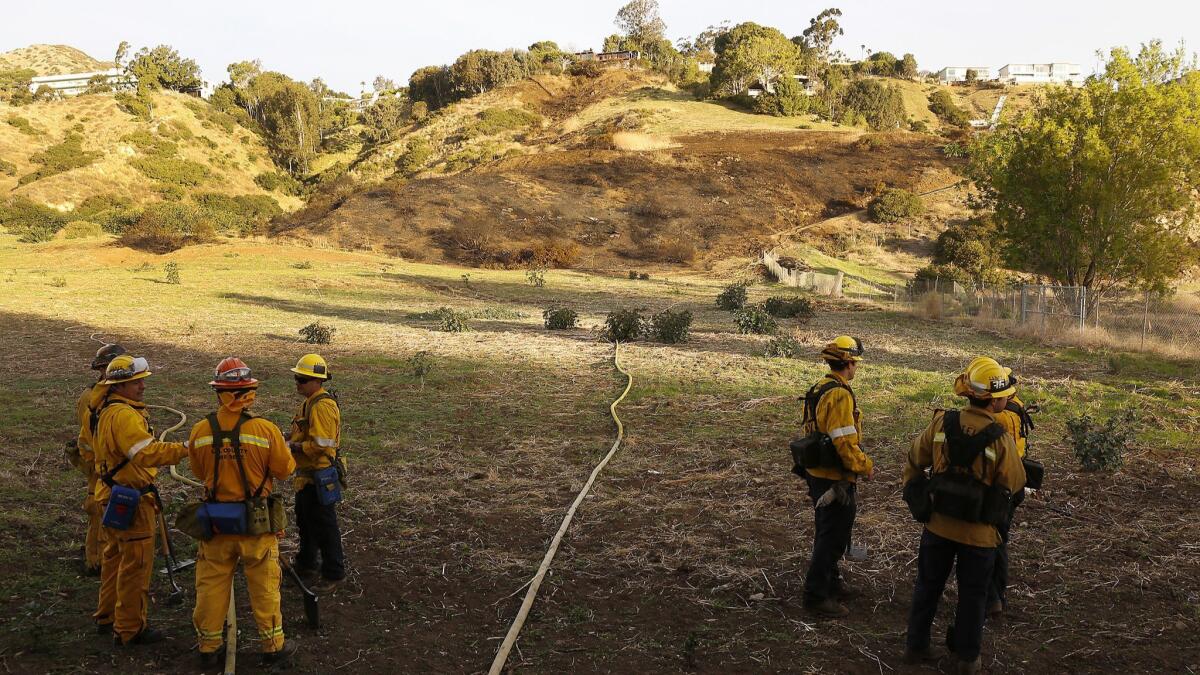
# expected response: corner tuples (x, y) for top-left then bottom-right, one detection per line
(942, 410), (1005, 471)
(802, 380), (855, 429)
(205, 412), (266, 502)
(1005, 401), (1035, 439)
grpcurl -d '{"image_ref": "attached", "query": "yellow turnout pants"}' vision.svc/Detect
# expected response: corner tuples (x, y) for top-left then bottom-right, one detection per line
(84, 473), (103, 568)
(194, 533), (284, 654)
(94, 495), (156, 642)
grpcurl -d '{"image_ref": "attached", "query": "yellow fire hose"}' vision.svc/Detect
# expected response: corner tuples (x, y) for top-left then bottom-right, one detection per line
(149, 405), (238, 675)
(487, 342), (633, 675)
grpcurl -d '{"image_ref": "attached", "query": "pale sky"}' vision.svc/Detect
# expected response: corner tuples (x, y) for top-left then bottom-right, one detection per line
(1, 0), (1196, 94)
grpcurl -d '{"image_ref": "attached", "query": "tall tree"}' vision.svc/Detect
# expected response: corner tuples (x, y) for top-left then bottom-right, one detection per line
(801, 8), (844, 64)
(125, 45), (203, 93)
(373, 75), (399, 93)
(711, 22), (799, 96)
(409, 65), (455, 109)
(898, 53), (918, 78)
(970, 41), (1200, 298)
(114, 41), (130, 69)
(615, 0), (666, 47)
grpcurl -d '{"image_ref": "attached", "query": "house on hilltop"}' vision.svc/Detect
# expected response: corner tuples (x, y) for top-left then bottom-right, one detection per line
(746, 74), (816, 98)
(572, 50), (641, 68)
(936, 66), (994, 84)
(28, 68), (136, 96)
(998, 63), (1083, 85)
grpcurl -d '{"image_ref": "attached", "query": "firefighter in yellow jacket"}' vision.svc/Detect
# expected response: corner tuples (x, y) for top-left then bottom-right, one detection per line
(902, 359), (1026, 674)
(796, 336), (874, 618)
(91, 355), (189, 645)
(72, 343), (127, 576)
(288, 353), (346, 589)
(187, 357), (297, 667)
(988, 365), (1036, 618)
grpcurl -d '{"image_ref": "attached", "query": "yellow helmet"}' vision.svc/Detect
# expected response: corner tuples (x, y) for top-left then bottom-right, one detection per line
(954, 356), (1000, 397)
(821, 335), (864, 362)
(102, 355), (152, 385)
(290, 353), (331, 380)
(959, 359), (1016, 400)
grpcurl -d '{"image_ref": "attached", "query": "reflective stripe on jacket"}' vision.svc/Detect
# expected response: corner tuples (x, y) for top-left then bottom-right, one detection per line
(801, 372), (871, 481)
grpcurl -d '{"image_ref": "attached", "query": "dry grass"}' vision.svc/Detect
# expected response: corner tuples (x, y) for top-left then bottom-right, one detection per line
(611, 130), (678, 151)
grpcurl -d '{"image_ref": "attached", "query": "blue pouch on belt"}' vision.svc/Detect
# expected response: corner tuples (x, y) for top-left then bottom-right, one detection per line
(313, 465), (342, 505)
(198, 502), (248, 537)
(102, 484), (142, 530)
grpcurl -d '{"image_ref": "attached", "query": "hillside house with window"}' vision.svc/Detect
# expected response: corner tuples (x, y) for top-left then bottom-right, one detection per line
(998, 63), (1083, 85)
(936, 66), (993, 84)
(28, 68), (135, 96)
(747, 74), (816, 98)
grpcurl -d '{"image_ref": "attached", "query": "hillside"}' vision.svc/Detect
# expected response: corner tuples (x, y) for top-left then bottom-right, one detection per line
(279, 70), (968, 270)
(0, 90), (304, 213)
(0, 44), (110, 75)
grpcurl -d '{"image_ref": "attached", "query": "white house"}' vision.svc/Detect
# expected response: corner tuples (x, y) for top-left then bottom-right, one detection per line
(936, 66), (993, 84)
(28, 68), (136, 96)
(747, 74), (817, 98)
(998, 63), (1083, 85)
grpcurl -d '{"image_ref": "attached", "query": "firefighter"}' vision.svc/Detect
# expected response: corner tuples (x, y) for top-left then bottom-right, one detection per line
(986, 365), (1036, 618)
(288, 353), (346, 590)
(91, 355), (189, 645)
(73, 343), (127, 576)
(796, 335), (874, 618)
(902, 359), (1026, 674)
(187, 357), (297, 667)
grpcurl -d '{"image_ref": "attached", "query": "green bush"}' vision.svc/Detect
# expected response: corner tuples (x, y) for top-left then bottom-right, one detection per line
(526, 267), (546, 287)
(299, 321), (336, 344)
(397, 138), (433, 175)
(114, 91), (152, 121)
(0, 196), (67, 241)
(119, 202), (217, 253)
(1068, 410), (1135, 471)
(20, 133), (102, 185)
(76, 195), (140, 234)
(5, 115), (38, 135)
(716, 283), (748, 311)
(928, 90), (970, 128)
(194, 193), (282, 234)
(467, 107), (541, 138)
(909, 263), (973, 292)
(292, 260), (313, 270)
(434, 307), (470, 333)
(121, 130), (178, 158)
(763, 296), (816, 320)
(753, 77), (810, 117)
(568, 60), (602, 78)
(941, 142), (968, 158)
(405, 351), (433, 387)
(163, 261), (181, 284)
(543, 307), (579, 330)
(130, 156), (209, 186)
(153, 183), (186, 201)
(933, 219), (1005, 285)
(159, 119), (194, 141)
(733, 304), (777, 335)
(840, 80), (906, 131)
(0, 158), (16, 176)
(763, 335), (804, 358)
(254, 171), (303, 195)
(61, 220), (104, 239)
(647, 309), (693, 344)
(868, 188), (925, 223)
(603, 308), (644, 342)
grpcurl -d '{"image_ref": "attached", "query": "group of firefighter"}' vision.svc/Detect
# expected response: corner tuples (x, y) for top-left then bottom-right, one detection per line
(795, 335), (1041, 675)
(67, 335), (1038, 672)
(69, 345), (346, 668)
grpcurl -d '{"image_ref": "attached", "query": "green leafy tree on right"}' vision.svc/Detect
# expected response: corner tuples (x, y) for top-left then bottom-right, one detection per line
(970, 41), (1200, 301)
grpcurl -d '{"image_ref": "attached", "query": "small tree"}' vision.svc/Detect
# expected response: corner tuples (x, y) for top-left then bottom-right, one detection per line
(716, 283), (748, 310)
(543, 307), (579, 330)
(299, 321), (335, 344)
(647, 309), (692, 343)
(163, 262), (180, 284)
(868, 188), (924, 223)
(733, 305), (777, 334)
(603, 309), (644, 342)
(1068, 410), (1135, 471)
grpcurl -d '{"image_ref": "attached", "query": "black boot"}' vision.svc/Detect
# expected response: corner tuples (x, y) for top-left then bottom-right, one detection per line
(198, 647), (226, 668)
(115, 625), (165, 646)
(261, 640), (298, 667)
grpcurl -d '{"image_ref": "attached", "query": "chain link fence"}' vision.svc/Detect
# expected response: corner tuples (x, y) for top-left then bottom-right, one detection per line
(884, 280), (1200, 355)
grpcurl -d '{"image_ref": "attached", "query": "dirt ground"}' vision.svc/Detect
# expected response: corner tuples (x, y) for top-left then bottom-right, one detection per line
(1, 240), (1197, 674)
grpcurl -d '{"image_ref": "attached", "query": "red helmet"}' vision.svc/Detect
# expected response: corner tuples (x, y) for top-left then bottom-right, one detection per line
(210, 357), (259, 389)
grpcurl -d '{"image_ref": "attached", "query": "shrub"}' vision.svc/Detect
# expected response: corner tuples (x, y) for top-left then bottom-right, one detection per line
(292, 261), (313, 269)
(1068, 410), (1135, 471)
(928, 90), (970, 128)
(0, 196), (66, 241)
(647, 309), (692, 344)
(121, 130), (178, 158)
(20, 133), (102, 185)
(941, 142), (968, 158)
(909, 263), (973, 292)
(526, 267), (546, 287)
(543, 307), (579, 330)
(639, 272), (650, 280)
(130, 156), (209, 186)
(254, 171), (303, 195)
(49, 276), (67, 287)
(628, 270), (639, 279)
(76, 194), (139, 234)
(299, 321), (336, 344)
(933, 219), (1004, 285)
(194, 193), (282, 234)
(61, 220), (103, 239)
(114, 91), (152, 121)
(840, 80), (906, 131)
(5, 115), (38, 135)
(733, 304), (777, 335)
(716, 283), (748, 311)
(468, 107), (541, 138)
(405, 351), (433, 388)
(763, 296), (816, 320)
(908, 119), (930, 133)
(527, 240), (581, 268)
(603, 309), (644, 342)
(868, 188), (924, 223)
(397, 138), (432, 175)
(153, 183), (186, 201)
(569, 60), (602, 78)
(753, 77), (810, 117)
(434, 307), (469, 332)
(119, 203), (217, 253)
(763, 335), (804, 358)
(164, 261), (181, 284)
(0, 158), (15, 176)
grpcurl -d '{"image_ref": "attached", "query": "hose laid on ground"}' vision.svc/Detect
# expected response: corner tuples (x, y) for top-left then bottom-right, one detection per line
(487, 342), (633, 675)
(150, 405), (238, 675)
